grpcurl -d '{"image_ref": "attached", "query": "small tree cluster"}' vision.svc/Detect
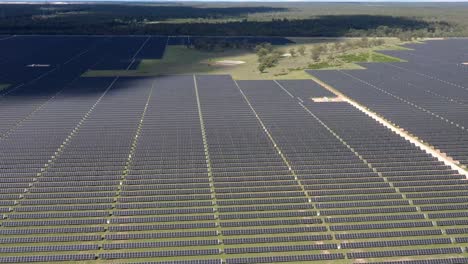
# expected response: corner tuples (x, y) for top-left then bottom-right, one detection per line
(256, 43), (281, 73)
(350, 37), (387, 49)
(310, 44), (327, 62)
(288, 48), (296, 57)
(397, 31), (414, 41)
(255, 43), (274, 55)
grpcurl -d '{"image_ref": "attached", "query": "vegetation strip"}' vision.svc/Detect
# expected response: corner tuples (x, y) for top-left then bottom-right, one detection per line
(1, 3), (465, 37)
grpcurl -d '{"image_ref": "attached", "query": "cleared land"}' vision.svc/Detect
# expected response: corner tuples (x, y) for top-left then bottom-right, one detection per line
(84, 37), (407, 80)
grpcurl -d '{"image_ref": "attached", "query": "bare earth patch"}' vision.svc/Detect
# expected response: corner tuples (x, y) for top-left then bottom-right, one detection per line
(353, 260), (367, 264)
(211, 60), (246, 66)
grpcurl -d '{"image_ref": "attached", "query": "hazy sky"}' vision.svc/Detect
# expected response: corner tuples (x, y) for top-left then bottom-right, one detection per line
(97, 0), (468, 1)
(14, 0), (468, 1)
(49, 0), (462, 1)
(10, 0), (468, 2)
(139, 0), (468, 1)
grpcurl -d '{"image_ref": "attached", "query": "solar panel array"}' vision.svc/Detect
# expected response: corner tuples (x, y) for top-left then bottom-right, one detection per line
(237, 78), (468, 262)
(110, 75), (222, 262)
(0, 36), (113, 137)
(1, 36), (468, 263)
(2, 73), (468, 262)
(310, 39), (468, 166)
(90, 36), (151, 70)
(195, 75), (345, 262)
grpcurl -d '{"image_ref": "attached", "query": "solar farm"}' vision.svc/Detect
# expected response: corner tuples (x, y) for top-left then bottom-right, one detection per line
(1, 35), (468, 264)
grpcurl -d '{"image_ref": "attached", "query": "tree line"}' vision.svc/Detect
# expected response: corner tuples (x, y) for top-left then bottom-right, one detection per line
(0, 4), (462, 38)
(255, 38), (388, 73)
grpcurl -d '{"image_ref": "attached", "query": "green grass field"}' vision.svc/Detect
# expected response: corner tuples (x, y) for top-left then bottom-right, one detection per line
(339, 52), (403, 63)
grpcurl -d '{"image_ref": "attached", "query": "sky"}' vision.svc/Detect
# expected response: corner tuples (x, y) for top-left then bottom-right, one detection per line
(48, 0), (468, 2)
(136, 0), (468, 1)
(61, 0), (468, 3)
(95, 0), (467, 1)
(5, 0), (468, 2)
(176, 0), (467, 1)
(5, 0), (468, 1)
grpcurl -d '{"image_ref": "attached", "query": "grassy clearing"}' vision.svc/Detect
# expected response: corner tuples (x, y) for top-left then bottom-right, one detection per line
(339, 52), (403, 63)
(306, 62), (366, 71)
(84, 46), (272, 79)
(84, 38), (411, 80)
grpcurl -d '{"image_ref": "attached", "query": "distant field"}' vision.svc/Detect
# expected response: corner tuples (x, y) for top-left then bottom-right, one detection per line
(84, 37), (407, 80)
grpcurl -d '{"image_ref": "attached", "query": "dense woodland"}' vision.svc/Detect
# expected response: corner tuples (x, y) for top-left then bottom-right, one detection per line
(0, 2), (466, 37)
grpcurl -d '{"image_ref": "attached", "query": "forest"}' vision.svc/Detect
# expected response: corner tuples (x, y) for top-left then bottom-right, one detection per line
(0, 2), (467, 37)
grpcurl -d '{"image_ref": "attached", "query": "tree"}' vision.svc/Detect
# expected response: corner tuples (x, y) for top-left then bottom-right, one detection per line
(255, 43), (273, 53)
(398, 31), (413, 41)
(255, 40), (283, 74)
(298, 46), (306, 56)
(260, 53), (280, 67)
(289, 48), (296, 57)
(256, 47), (269, 58)
(257, 51), (281, 73)
(258, 62), (267, 73)
(310, 46), (321, 62)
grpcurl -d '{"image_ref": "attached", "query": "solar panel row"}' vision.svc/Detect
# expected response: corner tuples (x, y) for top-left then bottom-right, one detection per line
(1, 36), (468, 263)
(311, 39), (468, 167)
(237, 77), (468, 262)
